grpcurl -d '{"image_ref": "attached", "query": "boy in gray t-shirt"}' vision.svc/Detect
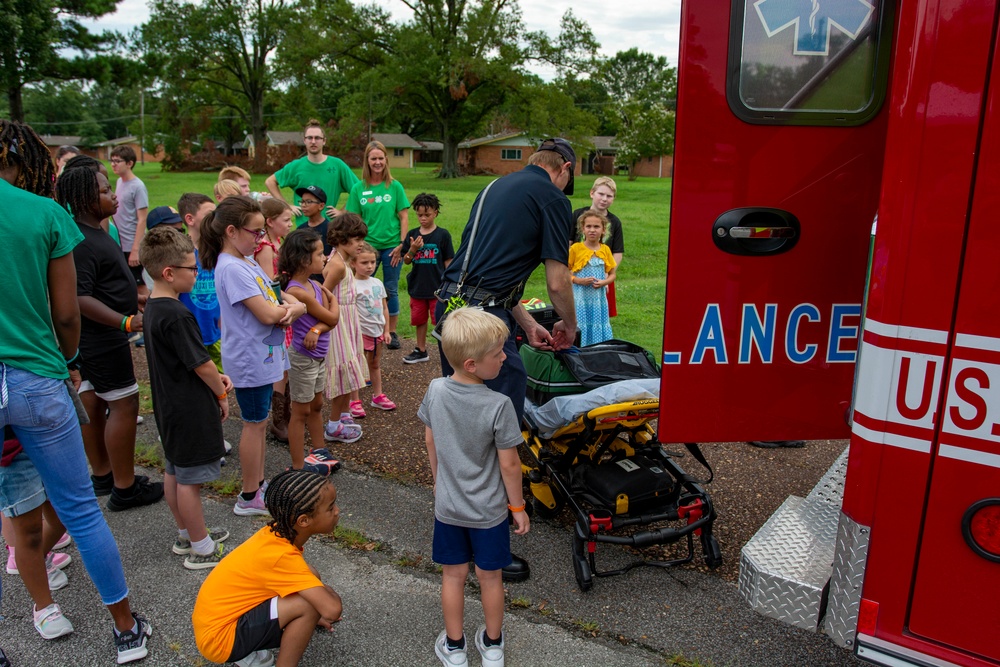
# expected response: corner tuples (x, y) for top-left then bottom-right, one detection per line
(417, 307), (529, 667)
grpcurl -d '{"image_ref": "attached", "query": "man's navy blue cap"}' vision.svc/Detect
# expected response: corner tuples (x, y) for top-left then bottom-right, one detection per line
(538, 138), (576, 196)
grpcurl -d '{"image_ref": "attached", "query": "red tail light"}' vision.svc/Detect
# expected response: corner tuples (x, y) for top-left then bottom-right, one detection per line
(963, 499), (1000, 562)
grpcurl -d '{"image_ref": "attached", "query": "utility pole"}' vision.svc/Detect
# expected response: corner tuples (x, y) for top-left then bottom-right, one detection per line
(140, 90), (146, 166)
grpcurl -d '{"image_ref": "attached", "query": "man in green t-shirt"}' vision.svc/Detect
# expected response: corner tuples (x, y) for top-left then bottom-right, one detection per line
(264, 119), (360, 226)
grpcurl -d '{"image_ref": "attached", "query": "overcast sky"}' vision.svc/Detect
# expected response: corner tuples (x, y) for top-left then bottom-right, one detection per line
(81, 0), (683, 68)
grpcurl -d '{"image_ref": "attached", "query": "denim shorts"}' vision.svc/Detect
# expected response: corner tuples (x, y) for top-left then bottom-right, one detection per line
(235, 384), (274, 423)
(0, 452), (47, 518)
(432, 518), (512, 571)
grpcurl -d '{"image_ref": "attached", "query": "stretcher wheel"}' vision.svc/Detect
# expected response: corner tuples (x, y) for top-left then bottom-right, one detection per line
(573, 551), (593, 591)
(702, 534), (722, 569)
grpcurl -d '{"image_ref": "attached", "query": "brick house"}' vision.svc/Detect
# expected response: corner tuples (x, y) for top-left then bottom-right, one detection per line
(93, 136), (163, 163)
(457, 132), (584, 177)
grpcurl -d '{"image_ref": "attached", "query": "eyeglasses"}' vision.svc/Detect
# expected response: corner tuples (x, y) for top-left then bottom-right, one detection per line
(299, 199), (323, 206)
(170, 265), (199, 272)
(304, 136), (325, 142)
(240, 227), (267, 240)
(109, 158), (125, 164)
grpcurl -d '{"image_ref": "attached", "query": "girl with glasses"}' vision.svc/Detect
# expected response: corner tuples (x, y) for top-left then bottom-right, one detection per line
(198, 196), (308, 517)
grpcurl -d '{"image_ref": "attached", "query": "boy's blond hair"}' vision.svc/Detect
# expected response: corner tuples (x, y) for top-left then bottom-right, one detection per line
(577, 208), (609, 240)
(140, 226), (195, 280)
(591, 176), (617, 194)
(218, 166), (250, 183)
(214, 179), (242, 202)
(441, 307), (509, 370)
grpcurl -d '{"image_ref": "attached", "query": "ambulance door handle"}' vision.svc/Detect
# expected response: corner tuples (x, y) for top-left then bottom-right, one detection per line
(712, 207), (800, 256)
(727, 226), (795, 239)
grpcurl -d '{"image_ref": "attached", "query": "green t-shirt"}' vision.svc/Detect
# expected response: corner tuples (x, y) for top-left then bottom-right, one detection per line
(345, 180), (411, 251)
(273, 155), (360, 225)
(0, 179), (84, 379)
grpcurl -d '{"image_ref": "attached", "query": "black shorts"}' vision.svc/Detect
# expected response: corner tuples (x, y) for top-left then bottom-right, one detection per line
(80, 340), (136, 395)
(123, 252), (144, 286)
(227, 597), (283, 662)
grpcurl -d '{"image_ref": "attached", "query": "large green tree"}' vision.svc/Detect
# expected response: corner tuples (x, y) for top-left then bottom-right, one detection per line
(596, 48), (677, 179)
(0, 0), (129, 121)
(374, 2), (599, 177)
(141, 0), (296, 168)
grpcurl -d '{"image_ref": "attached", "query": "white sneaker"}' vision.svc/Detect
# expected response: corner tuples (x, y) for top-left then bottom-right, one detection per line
(47, 565), (69, 591)
(434, 630), (468, 666)
(233, 649), (275, 666)
(474, 625), (505, 667)
(33, 603), (74, 639)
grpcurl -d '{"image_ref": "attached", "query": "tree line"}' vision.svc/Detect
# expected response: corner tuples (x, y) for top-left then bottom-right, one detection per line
(1, 0), (676, 179)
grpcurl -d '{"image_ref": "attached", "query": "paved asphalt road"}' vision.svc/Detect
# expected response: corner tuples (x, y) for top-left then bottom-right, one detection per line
(0, 452), (864, 667)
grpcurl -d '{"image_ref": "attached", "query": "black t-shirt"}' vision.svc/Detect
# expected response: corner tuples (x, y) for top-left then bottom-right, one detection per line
(572, 207), (624, 255)
(402, 226), (455, 299)
(143, 298), (225, 467)
(74, 222), (137, 352)
(298, 218), (331, 256)
(442, 165), (574, 296)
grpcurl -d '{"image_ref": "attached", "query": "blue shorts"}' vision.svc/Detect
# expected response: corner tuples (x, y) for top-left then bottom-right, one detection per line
(235, 385), (274, 423)
(0, 452), (47, 518)
(432, 518), (511, 571)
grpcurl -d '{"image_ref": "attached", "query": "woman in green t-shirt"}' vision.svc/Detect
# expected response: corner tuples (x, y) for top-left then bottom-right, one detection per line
(345, 140), (410, 349)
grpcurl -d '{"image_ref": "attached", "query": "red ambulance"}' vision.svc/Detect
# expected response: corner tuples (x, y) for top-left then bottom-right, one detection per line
(661, 1), (1000, 665)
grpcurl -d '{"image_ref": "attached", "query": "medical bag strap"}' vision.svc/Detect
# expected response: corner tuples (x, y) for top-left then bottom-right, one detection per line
(455, 178), (499, 290)
(683, 442), (714, 484)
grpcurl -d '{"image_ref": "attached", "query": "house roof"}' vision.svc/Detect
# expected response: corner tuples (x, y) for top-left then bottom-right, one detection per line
(40, 135), (83, 147)
(459, 131), (530, 149)
(265, 131), (304, 146)
(94, 136), (140, 147)
(591, 136), (619, 151)
(372, 133), (422, 149)
(418, 140), (443, 151)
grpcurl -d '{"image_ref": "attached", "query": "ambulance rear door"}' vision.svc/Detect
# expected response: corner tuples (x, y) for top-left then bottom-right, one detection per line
(659, 0), (893, 442)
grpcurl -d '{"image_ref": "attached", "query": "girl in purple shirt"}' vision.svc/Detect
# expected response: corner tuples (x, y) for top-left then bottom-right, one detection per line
(279, 230), (341, 474)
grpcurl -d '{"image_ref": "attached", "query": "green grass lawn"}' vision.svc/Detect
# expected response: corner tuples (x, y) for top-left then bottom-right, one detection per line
(131, 162), (672, 354)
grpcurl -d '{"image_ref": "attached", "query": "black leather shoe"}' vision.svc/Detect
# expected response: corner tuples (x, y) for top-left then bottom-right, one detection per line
(502, 554), (530, 582)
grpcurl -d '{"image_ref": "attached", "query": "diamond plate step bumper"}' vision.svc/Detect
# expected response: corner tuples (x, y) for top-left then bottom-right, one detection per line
(738, 448), (851, 632)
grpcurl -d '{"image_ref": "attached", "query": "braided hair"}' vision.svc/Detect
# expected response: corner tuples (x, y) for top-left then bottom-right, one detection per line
(0, 120), (56, 198)
(276, 228), (322, 291)
(55, 167), (101, 221)
(265, 469), (331, 542)
(62, 154), (106, 175)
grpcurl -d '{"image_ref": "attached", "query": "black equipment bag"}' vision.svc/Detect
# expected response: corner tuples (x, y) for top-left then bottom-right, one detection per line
(559, 339), (659, 390)
(571, 455), (680, 515)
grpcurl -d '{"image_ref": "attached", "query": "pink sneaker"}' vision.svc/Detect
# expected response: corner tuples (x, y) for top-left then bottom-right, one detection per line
(349, 400), (366, 419)
(6, 547), (72, 575)
(371, 393), (396, 410)
(53, 532), (72, 550)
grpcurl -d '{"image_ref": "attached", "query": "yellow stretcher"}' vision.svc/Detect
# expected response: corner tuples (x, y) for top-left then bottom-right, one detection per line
(520, 397), (721, 591)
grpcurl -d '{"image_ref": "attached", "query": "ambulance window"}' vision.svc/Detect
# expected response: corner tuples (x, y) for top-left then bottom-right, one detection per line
(728, 0), (892, 125)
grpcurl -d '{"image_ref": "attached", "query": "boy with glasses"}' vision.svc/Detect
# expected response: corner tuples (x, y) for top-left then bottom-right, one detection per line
(295, 185), (332, 256)
(264, 119), (359, 225)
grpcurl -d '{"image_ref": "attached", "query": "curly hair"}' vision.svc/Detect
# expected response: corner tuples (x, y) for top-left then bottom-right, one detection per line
(265, 469), (332, 543)
(277, 228), (323, 290)
(327, 212), (368, 248)
(411, 192), (441, 212)
(0, 120), (56, 198)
